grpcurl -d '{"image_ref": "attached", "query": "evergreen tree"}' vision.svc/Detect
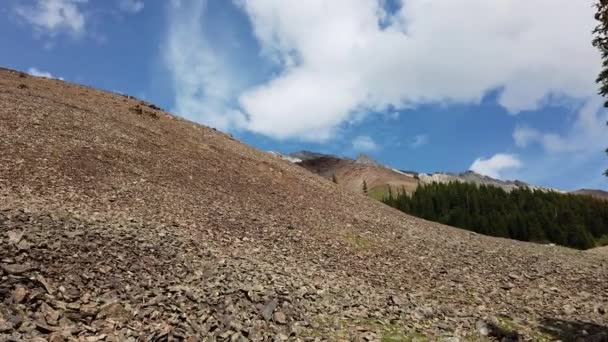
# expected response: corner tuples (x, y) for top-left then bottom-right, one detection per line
(382, 181), (608, 250)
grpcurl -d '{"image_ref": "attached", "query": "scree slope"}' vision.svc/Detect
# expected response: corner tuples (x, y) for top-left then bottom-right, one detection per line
(0, 68), (607, 341)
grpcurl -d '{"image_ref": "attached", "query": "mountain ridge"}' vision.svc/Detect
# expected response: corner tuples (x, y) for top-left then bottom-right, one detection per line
(285, 150), (602, 197)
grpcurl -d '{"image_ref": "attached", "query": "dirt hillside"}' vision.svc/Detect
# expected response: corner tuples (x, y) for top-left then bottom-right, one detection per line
(0, 68), (607, 341)
(297, 156), (419, 199)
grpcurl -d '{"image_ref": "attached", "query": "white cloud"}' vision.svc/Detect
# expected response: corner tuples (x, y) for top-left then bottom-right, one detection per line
(513, 126), (541, 148)
(164, 0), (600, 141)
(229, 0), (599, 141)
(513, 98), (608, 153)
(27, 67), (64, 80)
(16, 0), (87, 37)
(119, 0), (144, 14)
(409, 134), (428, 148)
(164, 0), (247, 131)
(352, 135), (378, 152)
(388, 111), (400, 120)
(470, 153), (523, 179)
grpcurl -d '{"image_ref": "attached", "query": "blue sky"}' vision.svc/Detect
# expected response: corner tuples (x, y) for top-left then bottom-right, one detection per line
(1, 0), (607, 191)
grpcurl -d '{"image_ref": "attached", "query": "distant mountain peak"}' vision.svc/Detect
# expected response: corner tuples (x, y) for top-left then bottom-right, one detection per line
(355, 153), (380, 166)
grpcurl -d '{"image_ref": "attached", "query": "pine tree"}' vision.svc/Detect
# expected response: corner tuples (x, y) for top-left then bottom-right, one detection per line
(381, 181), (608, 250)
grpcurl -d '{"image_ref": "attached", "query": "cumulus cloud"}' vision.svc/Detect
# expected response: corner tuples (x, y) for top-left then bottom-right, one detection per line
(470, 154), (523, 179)
(119, 0), (144, 14)
(16, 0), (87, 36)
(164, 0), (600, 141)
(352, 135), (378, 152)
(232, 0), (599, 140)
(164, 0), (247, 131)
(27, 67), (64, 80)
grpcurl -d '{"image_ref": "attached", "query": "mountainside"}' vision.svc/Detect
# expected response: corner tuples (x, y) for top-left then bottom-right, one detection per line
(292, 153), (608, 198)
(417, 171), (555, 193)
(1, 68), (608, 340)
(296, 154), (419, 198)
(572, 189), (608, 200)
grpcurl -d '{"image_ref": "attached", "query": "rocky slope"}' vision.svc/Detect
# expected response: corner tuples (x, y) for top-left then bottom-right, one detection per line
(572, 189), (608, 200)
(1, 68), (607, 341)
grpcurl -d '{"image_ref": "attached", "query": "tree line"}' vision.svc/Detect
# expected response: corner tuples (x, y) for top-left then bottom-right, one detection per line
(382, 182), (608, 250)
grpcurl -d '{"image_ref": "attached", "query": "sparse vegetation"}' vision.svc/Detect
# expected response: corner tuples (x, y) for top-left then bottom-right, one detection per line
(383, 182), (608, 250)
(345, 232), (372, 249)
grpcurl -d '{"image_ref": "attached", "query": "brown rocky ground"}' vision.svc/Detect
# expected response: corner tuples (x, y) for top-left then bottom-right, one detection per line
(589, 246), (608, 256)
(0, 67), (607, 341)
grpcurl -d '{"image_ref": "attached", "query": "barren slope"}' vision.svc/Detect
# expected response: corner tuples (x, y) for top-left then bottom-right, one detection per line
(297, 157), (419, 198)
(0, 68), (607, 341)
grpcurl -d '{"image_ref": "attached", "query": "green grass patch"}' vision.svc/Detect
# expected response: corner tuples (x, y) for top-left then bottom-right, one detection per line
(368, 185), (390, 201)
(345, 232), (372, 250)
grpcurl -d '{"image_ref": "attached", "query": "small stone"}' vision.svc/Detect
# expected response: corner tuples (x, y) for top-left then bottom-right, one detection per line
(441, 337), (461, 342)
(0, 318), (13, 333)
(36, 275), (54, 294)
(16, 239), (32, 251)
(363, 332), (378, 341)
(49, 330), (74, 342)
(1, 263), (35, 275)
(508, 273), (521, 281)
(594, 304), (605, 315)
(501, 282), (514, 290)
(230, 332), (249, 342)
(67, 302), (81, 310)
(12, 286), (27, 303)
(97, 303), (131, 323)
(390, 295), (406, 306)
(261, 299), (278, 321)
(476, 320), (489, 336)
(437, 322), (450, 331)
(39, 302), (60, 326)
(274, 311), (287, 324)
(64, 230), (84, 238)
(563, 304), (576, 315)
(420, 307), (434, 318)
(6, 230), (24, 244)
(35, 320), (60, 333)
